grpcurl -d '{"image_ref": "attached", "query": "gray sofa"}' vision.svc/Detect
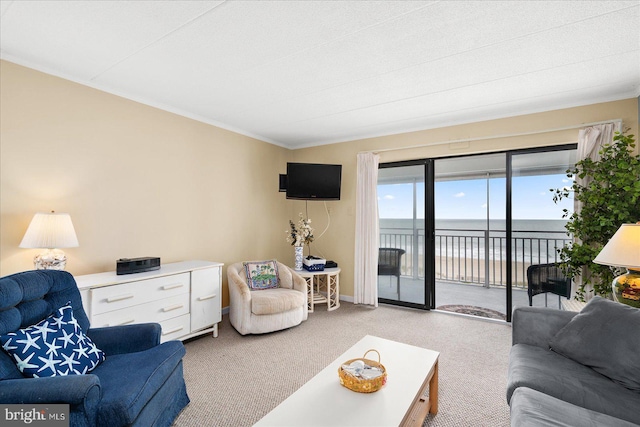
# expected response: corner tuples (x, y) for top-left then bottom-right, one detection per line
(507, 297), (640, 426)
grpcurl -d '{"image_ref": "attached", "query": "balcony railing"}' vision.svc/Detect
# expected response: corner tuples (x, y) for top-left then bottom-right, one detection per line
(379, 228), (571, 289)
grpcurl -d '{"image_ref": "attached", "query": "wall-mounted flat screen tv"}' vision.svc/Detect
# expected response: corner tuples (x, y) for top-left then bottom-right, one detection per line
(286, 163), (342, 200)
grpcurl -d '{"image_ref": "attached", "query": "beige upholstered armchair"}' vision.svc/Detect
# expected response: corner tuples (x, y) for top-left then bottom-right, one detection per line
(227, 261), (308, 335)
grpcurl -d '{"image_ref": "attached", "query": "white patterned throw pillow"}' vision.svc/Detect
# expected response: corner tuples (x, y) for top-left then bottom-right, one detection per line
(244, 260), (280, 290)
(0, 303), (105, 378)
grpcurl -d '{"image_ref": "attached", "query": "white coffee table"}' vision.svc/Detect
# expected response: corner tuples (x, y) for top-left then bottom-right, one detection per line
(254, 335), (439, 426)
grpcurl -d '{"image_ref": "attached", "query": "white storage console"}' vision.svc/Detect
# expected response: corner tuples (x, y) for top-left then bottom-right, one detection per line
(75, 260), (223, 343)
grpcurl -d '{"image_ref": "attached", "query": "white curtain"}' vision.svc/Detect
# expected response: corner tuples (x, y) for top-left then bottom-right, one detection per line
(575, 123), (616, 211)
(572, 123), (616, 300)
(354, 152), (380, 306)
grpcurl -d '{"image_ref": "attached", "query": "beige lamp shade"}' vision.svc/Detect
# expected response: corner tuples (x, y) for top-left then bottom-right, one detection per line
(593, 223), (640, 269)
(19, 212), (79, 249)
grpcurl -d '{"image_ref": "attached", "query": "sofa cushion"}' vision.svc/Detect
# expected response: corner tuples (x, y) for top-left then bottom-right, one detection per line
(91, 340), (186, 426)
(549, 296), (640, 391)
(508, 344), (640, 425)
(251, 288), (306, 315)
(0, 303), (105, 378)
(510, 387), (638, 427)
(244, 260), (279, 290)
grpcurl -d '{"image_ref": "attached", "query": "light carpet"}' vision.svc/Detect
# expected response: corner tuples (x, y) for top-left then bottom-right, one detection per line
(174, 302), (512, 427)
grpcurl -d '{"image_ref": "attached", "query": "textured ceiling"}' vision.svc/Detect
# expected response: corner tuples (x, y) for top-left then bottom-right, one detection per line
(1, 0), (639, 149)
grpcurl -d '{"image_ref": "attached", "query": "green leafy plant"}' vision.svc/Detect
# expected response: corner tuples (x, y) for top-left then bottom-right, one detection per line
(552, 131), (640, 300)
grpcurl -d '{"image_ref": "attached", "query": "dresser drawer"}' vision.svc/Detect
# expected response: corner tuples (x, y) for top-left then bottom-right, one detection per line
(91, 293), (190, 328)
(159, 314), (191, 343)
(91, 273), (190, 315)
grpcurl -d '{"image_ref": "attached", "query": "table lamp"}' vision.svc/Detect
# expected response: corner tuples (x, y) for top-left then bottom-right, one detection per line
(593, 223), (640, 307)
(19, 211), (79, 270)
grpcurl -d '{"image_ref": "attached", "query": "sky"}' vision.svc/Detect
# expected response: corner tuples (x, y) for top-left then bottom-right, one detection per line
(378, 173), (574, 220)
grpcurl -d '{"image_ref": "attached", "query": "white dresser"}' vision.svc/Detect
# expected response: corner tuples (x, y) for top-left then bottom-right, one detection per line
(75, 260), (223, 342)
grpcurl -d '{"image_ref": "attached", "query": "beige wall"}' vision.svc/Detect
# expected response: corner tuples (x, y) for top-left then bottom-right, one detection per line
(291, 98), (639, 301)
(2, 60), (638, 307)
(0, 61), (294, 307)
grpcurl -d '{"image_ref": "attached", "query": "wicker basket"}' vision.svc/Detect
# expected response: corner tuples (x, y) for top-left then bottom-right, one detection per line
(338, 349), (387, 393)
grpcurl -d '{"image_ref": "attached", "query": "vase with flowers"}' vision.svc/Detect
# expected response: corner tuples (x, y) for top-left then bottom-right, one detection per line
(286, 213), (314, 270)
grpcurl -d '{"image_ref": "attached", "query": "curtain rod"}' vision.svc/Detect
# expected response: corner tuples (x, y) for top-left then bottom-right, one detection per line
(362, 118), (623, 155)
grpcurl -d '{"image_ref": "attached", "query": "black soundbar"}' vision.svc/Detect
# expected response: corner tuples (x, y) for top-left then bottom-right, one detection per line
(117, 257), (161, 275)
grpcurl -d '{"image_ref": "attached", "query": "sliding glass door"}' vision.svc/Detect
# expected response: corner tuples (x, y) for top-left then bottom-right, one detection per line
(377, 161), (430, 309)
(508, 148), (576, 311)
(377, 145), (576, 321)
(433, 154), (507, 320)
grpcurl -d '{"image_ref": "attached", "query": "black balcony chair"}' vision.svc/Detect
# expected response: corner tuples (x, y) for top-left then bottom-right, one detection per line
(378, 248), (406, 298)
(526, 263), (571, 309)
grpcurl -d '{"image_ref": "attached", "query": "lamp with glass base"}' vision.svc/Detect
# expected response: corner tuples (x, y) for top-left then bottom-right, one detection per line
(19, 211), (79, 270)
(593, 223), (640, 308)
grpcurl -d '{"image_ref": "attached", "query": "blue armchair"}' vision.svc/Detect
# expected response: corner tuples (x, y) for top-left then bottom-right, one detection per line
(0, 270), (190, 426)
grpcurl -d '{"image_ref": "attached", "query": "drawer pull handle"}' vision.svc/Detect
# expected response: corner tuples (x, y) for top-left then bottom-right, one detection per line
(106, 294), (134, 303)
(162, 283), (184, 290)
(162, 326), (184, 336)
(108, 319), (135, 326)
(197, 294), (217, 301)
(162, 304), (184, 312)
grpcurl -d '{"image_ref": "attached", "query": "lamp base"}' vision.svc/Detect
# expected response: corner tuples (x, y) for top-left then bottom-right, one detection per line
(612, 269), (640, 308)
(34, 249), (67, 270)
